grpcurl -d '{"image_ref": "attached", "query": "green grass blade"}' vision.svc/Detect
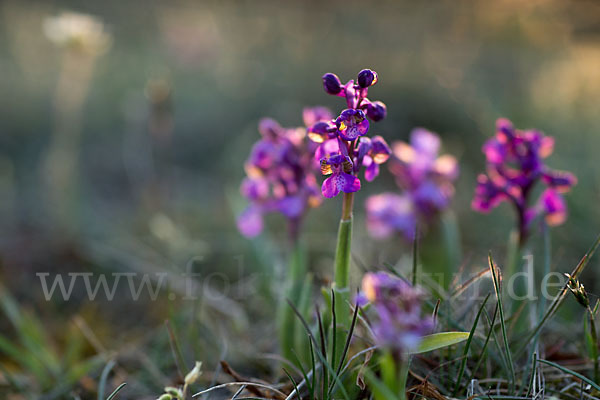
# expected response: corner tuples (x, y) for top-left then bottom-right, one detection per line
(328, 301), (360, 396)
(106, 382), (127, 400)
(525, 352), (537, 397)
(283, 368), (300, 400)
(286, 300), (349, 400)
(517, 233), (600, 354)
(290, 349), (312, 398)
(489, 252), (515, 392)
(412, 225), (419, 286)
(165, 320), (188, 380)
(98, 359), (117, 400)
(452, 293), (490, 397)
(538, 359), (600, 392)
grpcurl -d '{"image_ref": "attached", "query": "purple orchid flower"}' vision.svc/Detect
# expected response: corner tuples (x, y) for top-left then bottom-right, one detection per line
(308, 69), (390, 198)
(358, 272), (433, 355)
(366, 128), (458, 240)
(320, 154), (361, 198)
(238, 108), (332, 239)
(472, 118), (577, 245)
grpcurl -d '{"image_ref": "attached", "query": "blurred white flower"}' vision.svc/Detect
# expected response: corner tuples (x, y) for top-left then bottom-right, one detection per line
(43, 11), (111, 54)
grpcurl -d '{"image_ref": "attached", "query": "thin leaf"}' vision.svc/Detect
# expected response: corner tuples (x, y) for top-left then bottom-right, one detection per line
(363, 369), (398, 400)
(282, 368), (300, 400)
(106, 383), (127, 400)
(452, 293), (490, 397)
(98, 359), (117, 400)
(165, 320), (187, 380)
(286, 300), (349, 400)
(412, 224), (419, 286)
(411, 332), (469, 354)
(517, 233), (600, 354)
(488, 253), (515, 391)
(328, 301), (360, 396)
(538, 359), (600, 392)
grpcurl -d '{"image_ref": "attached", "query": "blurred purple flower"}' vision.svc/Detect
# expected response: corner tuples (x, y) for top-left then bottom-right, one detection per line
(366, 128), (458, 240)
(309, 69), (389, 197)
(472, 118), (577, 244)
(365, 193), (416, 240)
(358, 272), (433, 354)
(238, 108), (331, 238)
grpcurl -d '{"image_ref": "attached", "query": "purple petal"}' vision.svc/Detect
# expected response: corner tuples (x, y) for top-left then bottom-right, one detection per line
(495, 118), (515, 142)
(240, 177), (269, 200)
(314, 139), (340, 164)
(364, 156), (379, 182)
(303, 106), (334, 127)
(247, 140), (278, 170)
(413, 180), (451, 213)
(307, 121), (336, 143)
(365, 193), (415, 239)
(370, 135), (391, 164)
(482, 138), (507, 164)
(540, 188), (567, 226)
(237, 206), (264, 237)
(472, 174), (507, 212)
(278, 196), (305, 218)
(321, 175), (340, 198)
(433, 155), (459, 180)
(258, 118), (282, 140)
(339, 172), (361, 193)
(410, 128), (440, 159)
(542, 170), (577, 193)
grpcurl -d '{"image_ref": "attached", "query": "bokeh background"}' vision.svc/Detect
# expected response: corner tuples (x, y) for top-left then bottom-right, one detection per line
(1, 0), (600, 398)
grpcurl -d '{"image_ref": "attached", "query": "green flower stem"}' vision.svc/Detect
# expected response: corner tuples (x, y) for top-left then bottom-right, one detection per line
(332, 192), (354, 367)
(335, 191), (354, 288)
(398, 360), (408, 400)
(587, 306), (599, 383)
(380, 352), (408, 400)
(279, 239), (307, 365)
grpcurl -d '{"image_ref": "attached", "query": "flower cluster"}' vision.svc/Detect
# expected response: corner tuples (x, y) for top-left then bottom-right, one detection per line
(358, 272), (433, 355)
(237, 108), (332, 238)
(472, 118), (577, 243)
(307, 69), (391, 198)
(366, 128), (459, 239)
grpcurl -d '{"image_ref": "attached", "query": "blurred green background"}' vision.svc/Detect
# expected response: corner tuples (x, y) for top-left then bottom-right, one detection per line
(1, 0), (600, 397)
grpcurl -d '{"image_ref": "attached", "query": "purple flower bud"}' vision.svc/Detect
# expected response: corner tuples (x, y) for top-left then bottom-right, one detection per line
(322, 73), (342, 95)
(357, 69), (378, 88)
(365, 100), (387, 121)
